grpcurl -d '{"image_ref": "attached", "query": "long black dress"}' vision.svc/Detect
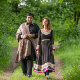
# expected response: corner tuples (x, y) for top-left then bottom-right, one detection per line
(33, 29), (55, 73)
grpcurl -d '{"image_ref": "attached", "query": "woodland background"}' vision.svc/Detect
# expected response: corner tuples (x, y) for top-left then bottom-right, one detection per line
(0, 0), (80, 80)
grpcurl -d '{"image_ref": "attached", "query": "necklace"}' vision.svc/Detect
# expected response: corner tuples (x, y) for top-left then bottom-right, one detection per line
(41, 29), (51, 35)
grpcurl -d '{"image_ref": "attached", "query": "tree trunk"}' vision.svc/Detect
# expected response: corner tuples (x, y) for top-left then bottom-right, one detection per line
(76, 12), (80, 24)
(73, 6), (76, 22)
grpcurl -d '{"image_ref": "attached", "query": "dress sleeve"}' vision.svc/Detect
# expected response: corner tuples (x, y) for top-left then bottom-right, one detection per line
(36, 30), (41, 51)
(51, 30), (55, 50)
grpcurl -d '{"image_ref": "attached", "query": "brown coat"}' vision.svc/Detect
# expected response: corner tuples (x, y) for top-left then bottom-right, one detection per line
(15, 23), (37, 63)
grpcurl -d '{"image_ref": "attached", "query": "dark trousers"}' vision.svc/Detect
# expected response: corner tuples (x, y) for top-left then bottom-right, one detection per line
(45, 71), (49, 76)
(21, 57), (33, 75)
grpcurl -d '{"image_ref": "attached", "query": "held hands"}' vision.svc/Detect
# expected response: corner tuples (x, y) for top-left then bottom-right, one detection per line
(28, 34), (33, 38)
(23, 34), (33, 39)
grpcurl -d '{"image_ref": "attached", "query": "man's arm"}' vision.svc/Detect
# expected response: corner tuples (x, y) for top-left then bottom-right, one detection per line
(34, 24), (40, 38)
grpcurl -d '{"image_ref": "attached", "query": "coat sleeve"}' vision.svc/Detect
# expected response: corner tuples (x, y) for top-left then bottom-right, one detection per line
(36, 30), (41, 50)
(34, 25), (40, 38)
(16, 24), (22, 42)
(33, 24), (40, 38)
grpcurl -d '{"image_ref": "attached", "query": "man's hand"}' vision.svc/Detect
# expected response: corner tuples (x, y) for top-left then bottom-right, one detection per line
(23, 34), (28, 38)
(28, 34), (34, 38)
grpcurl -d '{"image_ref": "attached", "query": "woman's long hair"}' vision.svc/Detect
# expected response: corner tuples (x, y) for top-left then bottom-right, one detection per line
(41, 17), (51, 30)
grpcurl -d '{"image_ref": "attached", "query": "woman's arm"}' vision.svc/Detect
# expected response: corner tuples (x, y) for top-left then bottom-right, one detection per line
(51, 30), (55, 52)
(36, 30), (41, 54)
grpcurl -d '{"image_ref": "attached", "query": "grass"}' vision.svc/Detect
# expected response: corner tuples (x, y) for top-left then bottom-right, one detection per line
(55, 38), (80, 80)
(54, 41), (59, 45)
(8, 36), (19, 48)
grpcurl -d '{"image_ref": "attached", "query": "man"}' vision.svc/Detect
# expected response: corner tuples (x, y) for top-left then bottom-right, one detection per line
(15, 13), (40, 77)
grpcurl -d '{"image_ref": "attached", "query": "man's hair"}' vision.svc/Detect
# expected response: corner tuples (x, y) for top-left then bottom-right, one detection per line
(26, 13), (34, 18)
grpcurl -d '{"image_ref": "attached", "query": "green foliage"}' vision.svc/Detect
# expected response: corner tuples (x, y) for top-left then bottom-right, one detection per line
(60, 22), (80, 41)
(25, 0), (41, 7)
(0, 35), (11, 73)
(55, 38), (80, 80)
(59, 0), (80, 13)
(10, 0), (20, 13)
(0, 0), (74, 37)
(59, 0), (63, 3)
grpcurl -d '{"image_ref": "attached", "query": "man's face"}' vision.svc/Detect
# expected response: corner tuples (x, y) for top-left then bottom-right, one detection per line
(26, 16), (33, 24)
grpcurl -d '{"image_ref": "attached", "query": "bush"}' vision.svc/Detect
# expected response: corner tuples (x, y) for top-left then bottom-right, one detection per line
(60, 22), (80, 41)
(0, 35), (11, 72)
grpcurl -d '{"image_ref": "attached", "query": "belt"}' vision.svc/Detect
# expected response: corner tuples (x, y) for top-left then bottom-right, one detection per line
(42, 39), (50, 41)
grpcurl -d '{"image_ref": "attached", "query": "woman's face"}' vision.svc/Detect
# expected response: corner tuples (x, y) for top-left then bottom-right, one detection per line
(43, 19), (48, 26)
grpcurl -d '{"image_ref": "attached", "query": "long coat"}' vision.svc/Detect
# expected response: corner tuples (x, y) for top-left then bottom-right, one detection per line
(15, 23), (37, 63)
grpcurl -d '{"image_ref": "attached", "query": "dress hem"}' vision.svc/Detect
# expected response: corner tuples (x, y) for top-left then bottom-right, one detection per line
(33, 69), (55, 73)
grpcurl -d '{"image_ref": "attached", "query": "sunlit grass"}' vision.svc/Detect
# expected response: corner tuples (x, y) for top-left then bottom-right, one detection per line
(54, 41), (59, 45)
(8, 36), (19, 48)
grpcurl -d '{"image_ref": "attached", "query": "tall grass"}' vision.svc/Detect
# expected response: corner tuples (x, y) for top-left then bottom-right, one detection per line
(55, 38), (80, 80)
(0, 35), (18, 73)
(0, 35), (11, 73)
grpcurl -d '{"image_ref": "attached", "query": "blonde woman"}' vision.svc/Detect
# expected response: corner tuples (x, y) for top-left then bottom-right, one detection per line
(33, 17), (55, 79)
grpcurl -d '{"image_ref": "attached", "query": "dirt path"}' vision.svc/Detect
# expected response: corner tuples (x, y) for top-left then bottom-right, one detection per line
(1, 47), (20, 80)
(53, 58), (63, 80)
(1, 45), (63, 80)
(54, 45), (63, 80)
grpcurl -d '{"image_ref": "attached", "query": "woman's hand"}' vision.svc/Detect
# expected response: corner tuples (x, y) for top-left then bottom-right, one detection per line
(52, 50), (54, 54)
(37, 50), (40, 55)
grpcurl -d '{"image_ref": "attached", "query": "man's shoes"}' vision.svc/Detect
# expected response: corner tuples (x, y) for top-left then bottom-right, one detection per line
(27, 75), (31, 78)
(23, 73), (27, 76)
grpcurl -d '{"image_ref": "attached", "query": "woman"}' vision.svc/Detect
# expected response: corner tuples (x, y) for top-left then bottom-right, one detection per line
(33, 17), (55, 79)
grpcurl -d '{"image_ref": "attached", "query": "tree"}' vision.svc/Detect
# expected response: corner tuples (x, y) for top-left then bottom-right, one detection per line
(8, 0), (20, 13)
(59, 0), (80, 24)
